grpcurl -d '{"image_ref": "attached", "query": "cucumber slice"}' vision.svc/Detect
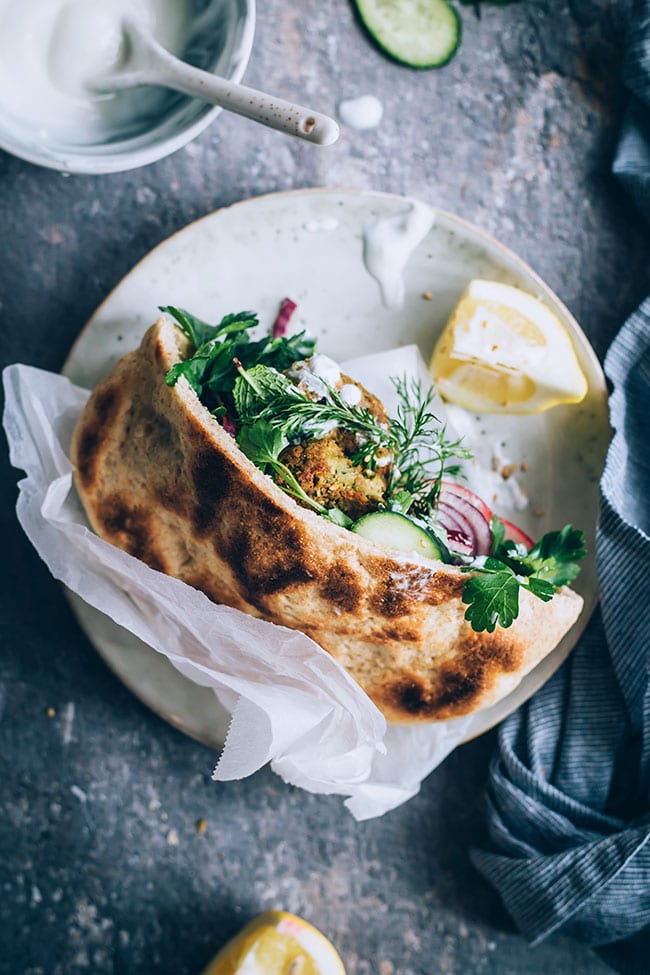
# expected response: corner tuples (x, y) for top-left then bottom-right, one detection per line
(353, 0), (462, 69)
(352, 511), (449, 561)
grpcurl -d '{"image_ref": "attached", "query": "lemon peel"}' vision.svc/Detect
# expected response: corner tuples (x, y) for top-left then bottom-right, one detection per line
(202, 911), (346, 975)
(429, 279), (588, 414)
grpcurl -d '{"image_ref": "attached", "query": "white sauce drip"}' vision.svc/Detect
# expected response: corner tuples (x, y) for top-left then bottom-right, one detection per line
(309, 354), (341, 387)
(339, 383), (362, 406)
(287, 356), (342, 402)
(363, 200), (436, 309)
(287, 363), (328, 399)
(338, 94), (383, 130)
(0, 0), (190, 142)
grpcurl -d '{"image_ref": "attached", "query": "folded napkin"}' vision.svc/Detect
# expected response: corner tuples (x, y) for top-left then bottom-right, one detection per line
(472, 9), (650, 971)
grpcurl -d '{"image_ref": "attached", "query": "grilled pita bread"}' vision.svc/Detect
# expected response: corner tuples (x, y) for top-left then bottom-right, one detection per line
(70, 318), (583, 722)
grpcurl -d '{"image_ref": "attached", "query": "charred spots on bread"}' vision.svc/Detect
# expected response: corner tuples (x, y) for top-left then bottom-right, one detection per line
(183, 569), (252, 612)
(94, 494), (166, 572)
(379, 626), (525, 720)
(368, 562), (440, 618)
(369, 584), (413, 618)
(188, 448), (232, 536)
(74, 385), (120, 488)
(215, 496), (321, 599)
(321, 565), (364, 612)
(382, 624), (421, 643)
(424, 573), (465, 606)
(75, 426), (101, 489)
(433, 631), (524, 716)
(387, 676), (435, 717)
(226, 527), (318, 598)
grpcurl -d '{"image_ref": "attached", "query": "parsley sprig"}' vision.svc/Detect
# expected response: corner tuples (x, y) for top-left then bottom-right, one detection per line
(163, 306), (315, 410)
(461, 519), (586, 632)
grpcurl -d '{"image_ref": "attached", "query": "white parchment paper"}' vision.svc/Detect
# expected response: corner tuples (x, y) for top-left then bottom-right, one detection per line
(2, 347), (475, 820)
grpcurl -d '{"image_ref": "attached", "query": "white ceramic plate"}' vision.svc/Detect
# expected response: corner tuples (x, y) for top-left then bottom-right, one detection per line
(62, 188), (610, 750)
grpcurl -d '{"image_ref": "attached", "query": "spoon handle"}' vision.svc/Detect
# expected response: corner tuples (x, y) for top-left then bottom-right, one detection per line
(145, 44), (339, 147)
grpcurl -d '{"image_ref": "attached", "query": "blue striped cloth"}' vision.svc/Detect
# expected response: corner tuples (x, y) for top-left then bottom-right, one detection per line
(471, 10), (650, 971)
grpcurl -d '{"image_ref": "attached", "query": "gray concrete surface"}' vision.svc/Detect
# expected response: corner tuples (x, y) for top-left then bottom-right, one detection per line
(1, 1), (648, 973)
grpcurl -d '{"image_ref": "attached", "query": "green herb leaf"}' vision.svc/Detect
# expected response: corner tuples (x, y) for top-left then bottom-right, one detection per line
(242, 330), (317, 373)
(160, 306), (216, 347)
(460, 522), (586, 631)
(324, 507), (354, 529)
(525, 525), (586, 587)
(164, 349), (215, 397)
(462, 571), (521, 633)
(233, 364), (295, 422)
(236, 419), (330, 517)
(489, 515), (506, 553)
(237, 420), (288, 468)
(525, 576), (556, 601)
(387, 490), (414, 514)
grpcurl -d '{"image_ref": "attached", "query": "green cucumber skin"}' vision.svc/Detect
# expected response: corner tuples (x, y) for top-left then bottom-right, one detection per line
(353, 1), (462, 70)
(351, 511), (448, 561)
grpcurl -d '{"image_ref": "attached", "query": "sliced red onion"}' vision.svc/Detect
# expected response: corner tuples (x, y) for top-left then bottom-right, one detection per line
(436, 503), (476, 557)
(272, 297), (298, 338)
(439, 479), (492, 521)
(436, 501), (469, 534)
(438, 484), (492, 556)
(222, 414), (236, 437)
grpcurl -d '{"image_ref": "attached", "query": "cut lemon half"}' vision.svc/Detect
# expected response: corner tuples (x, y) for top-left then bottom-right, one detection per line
(429, 279), (588, 413)
(201, 911), (346, 975)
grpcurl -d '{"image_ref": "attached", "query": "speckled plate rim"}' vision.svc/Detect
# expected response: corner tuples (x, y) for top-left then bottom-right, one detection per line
(61, 186), (610, 751)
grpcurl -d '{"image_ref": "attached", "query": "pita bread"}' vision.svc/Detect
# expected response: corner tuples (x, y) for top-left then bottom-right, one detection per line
(70, 319), (583, 723)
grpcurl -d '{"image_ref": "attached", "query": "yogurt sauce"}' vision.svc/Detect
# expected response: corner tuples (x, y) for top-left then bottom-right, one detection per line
(338, 95), (383, 130)
(362, 200), (436, 309)
(0, 0), (190, 142)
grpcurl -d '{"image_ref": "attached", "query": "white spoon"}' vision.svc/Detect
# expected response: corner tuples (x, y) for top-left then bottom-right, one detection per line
(92, 17), (340, 147)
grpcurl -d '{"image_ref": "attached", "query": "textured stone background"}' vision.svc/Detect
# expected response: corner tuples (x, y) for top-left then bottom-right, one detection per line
(1, 2), (648, 973)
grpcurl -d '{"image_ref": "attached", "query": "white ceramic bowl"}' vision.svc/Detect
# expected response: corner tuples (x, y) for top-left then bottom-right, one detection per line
(0, 0), (255, 174)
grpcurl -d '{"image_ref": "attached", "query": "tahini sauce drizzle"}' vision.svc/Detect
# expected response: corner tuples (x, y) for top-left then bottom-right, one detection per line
(362, 200), (436, 309)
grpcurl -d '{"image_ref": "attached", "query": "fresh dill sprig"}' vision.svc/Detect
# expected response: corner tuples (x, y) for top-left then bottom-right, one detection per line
(386, 377), (473, 512)
(235, 365), (393, 453)
(232, 365), (473, 509)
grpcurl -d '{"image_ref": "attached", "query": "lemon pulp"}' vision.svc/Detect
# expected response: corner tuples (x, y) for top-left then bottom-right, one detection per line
(430, 279), (588, 414)
(202, 911), (346, 975)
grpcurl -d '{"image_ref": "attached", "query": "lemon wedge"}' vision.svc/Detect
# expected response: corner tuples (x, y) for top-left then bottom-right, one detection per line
(429, 279), (588, 413)
(201, 911), (346, 975)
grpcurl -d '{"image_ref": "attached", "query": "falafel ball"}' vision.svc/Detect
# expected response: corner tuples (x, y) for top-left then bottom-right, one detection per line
(278, 364), (392, 519)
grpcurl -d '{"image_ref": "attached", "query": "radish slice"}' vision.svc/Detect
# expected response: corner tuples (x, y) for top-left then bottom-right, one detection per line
(501, 518), (534, 550)
(272, 297), (298, 337)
